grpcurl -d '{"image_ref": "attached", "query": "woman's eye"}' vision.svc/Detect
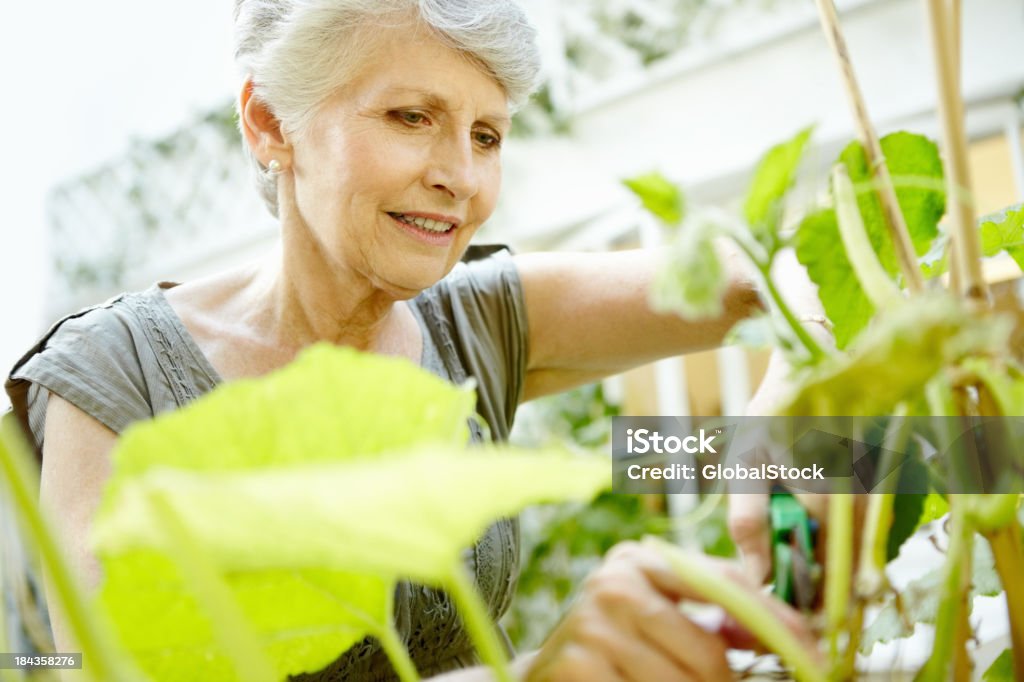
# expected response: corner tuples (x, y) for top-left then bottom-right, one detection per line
(474, 130), (501, 149)
(395, 111), (428, 125)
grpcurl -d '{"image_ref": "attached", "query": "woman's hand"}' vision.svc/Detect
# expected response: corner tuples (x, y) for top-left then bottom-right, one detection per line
(523, 541), (818, 682)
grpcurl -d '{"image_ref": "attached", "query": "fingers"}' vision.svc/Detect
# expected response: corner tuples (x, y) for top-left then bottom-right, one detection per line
(606, 542), (821, 660)
(528, 642), (620, 682)
(630, 591), (731, 681)
(727, 492), (772, 583)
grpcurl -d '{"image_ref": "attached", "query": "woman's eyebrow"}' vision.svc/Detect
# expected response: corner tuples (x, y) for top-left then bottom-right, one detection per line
(380, 86), (510, 128)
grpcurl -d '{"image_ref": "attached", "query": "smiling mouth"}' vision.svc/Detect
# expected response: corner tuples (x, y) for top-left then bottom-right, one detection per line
(388, 212), (456, 233)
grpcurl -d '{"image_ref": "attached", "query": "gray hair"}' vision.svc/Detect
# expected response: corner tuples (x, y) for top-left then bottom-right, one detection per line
(233, 0), (541, 216)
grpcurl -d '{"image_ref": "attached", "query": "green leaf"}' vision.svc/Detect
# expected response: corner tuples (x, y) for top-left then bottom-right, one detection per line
(860, 535), (1002, 654)
(780, 295), (1012, 417)
(838, 132), (945, 275)
(981, 649), (1015, 682)
(918, 493), (950, 528)
(94, 448), (609, 582)
(794, 133), (944, 348)
(795, 209), (876, 349)
(107, 345), (474, 482)
(98, 552), (387, 681)
(887, 491), (927, 562)
(622, 171), (686, 227)
(91, 346), (608, 681)
(979, 203), (1024, 270)
(649, 220), (727, 319)
(743, 126), (813, 242)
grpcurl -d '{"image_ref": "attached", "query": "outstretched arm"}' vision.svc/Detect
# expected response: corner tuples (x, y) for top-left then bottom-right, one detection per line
(516, 247), (763, 401)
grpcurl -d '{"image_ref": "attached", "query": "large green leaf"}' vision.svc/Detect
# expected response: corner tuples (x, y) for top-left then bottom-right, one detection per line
(623, 171), (686, 228)
(91, 345), (609, 681)
(794, 209), (876, 349)
(779, 295), (1012, 417)
(97, 552), (387, 681)
(838, 132), (945, 275)
(794, 133), (945, 348)
(743, 126), (814, 244)
(94, 448), (609, 582)
(107, 344), (474, 481)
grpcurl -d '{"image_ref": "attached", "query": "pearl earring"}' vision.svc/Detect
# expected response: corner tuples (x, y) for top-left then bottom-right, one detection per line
(267, 159), (283, 175)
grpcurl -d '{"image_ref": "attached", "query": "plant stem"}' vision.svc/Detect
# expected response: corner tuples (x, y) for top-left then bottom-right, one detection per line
(717, 211), (829, 362)
(838, 603), (864, 681)
(0, 497), (17, 682)
(446, 563), (512, 682)
(375, 589), (421, 682)
(832, 164), (903, 310)
(644, 536), (827, 682)
(923, 0), (989, 307)
(813, 0), (925, 294)
(758, 261), (828, 363)
(148, 490), (276, 682)
(918, 497), (974, 681)
(982, 521), (1024, 679)
(0, 415), (134, 682)
(824, 493), (853, 676)
(855, 494), (893, 601)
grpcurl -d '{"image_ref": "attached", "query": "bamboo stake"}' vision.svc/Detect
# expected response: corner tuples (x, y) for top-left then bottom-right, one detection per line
(924, 0), (990, 307)
(814, 0), (925, 294)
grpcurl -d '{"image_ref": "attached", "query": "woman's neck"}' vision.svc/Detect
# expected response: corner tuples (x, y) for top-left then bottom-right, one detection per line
(247, 238), (408, 355)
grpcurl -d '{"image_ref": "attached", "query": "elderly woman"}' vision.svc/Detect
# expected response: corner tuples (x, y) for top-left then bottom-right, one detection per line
(6, 0), (823, 680)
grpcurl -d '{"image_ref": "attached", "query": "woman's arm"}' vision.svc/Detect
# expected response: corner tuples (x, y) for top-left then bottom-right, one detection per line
(515, 248), (763, 401)
(39, 394), (117, 656)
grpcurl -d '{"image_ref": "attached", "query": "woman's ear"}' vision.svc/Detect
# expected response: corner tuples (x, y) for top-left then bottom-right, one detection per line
(239, 77), (292, 168)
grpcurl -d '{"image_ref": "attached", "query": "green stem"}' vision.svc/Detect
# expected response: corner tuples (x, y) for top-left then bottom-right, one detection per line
(918, 497), (973, 681)
(375, 589), (420, 682)
(983, 522), (1024, 679)
(723, 220), (828, 363)
(759, 262), (828, 363)
(644, 536), (827, 682)
(824, 493), (853, 677)
(148, 491), (276, 682)
(0, 415), (134, 682)
(856, 411), (911, 601)
(445, 563), (512, 682)
(855, 494), (892, 601)
(0, 499), (17, 682)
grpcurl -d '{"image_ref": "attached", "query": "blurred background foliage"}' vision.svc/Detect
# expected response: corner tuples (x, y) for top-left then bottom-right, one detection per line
(504, 384), (736, 649)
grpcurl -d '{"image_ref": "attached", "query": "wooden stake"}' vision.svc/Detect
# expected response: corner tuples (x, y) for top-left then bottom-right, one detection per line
(924, 0), (990, 307)
(814, 0), (925, 294)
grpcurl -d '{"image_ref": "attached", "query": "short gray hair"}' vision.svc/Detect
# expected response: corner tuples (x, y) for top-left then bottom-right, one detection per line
(233, 0), (541, 216)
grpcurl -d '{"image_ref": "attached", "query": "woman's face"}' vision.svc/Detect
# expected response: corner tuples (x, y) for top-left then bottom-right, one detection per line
(287, 24), (511, 297)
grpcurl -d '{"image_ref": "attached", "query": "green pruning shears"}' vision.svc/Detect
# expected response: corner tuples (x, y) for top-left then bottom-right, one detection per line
(770, 492), (821, 612)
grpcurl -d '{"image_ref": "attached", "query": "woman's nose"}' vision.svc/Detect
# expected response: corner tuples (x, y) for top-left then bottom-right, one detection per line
(424, 134), (479, 201)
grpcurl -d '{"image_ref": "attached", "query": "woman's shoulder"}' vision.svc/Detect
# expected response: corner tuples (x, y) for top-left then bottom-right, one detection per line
(4, 284), (215, 454)
(414, 244), (528, 442)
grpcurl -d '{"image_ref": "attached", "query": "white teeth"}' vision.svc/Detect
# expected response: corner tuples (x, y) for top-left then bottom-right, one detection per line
(394, 213), (454, 232)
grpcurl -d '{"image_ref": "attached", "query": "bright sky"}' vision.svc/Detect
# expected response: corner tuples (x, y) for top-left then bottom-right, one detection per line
(0, 1), (237, 402)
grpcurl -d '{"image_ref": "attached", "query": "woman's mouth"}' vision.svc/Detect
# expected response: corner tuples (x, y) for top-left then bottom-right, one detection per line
(387, 212), (458, 246)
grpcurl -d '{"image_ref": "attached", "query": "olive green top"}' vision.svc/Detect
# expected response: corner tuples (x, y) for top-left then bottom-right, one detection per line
(4, 245), (529, 681)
